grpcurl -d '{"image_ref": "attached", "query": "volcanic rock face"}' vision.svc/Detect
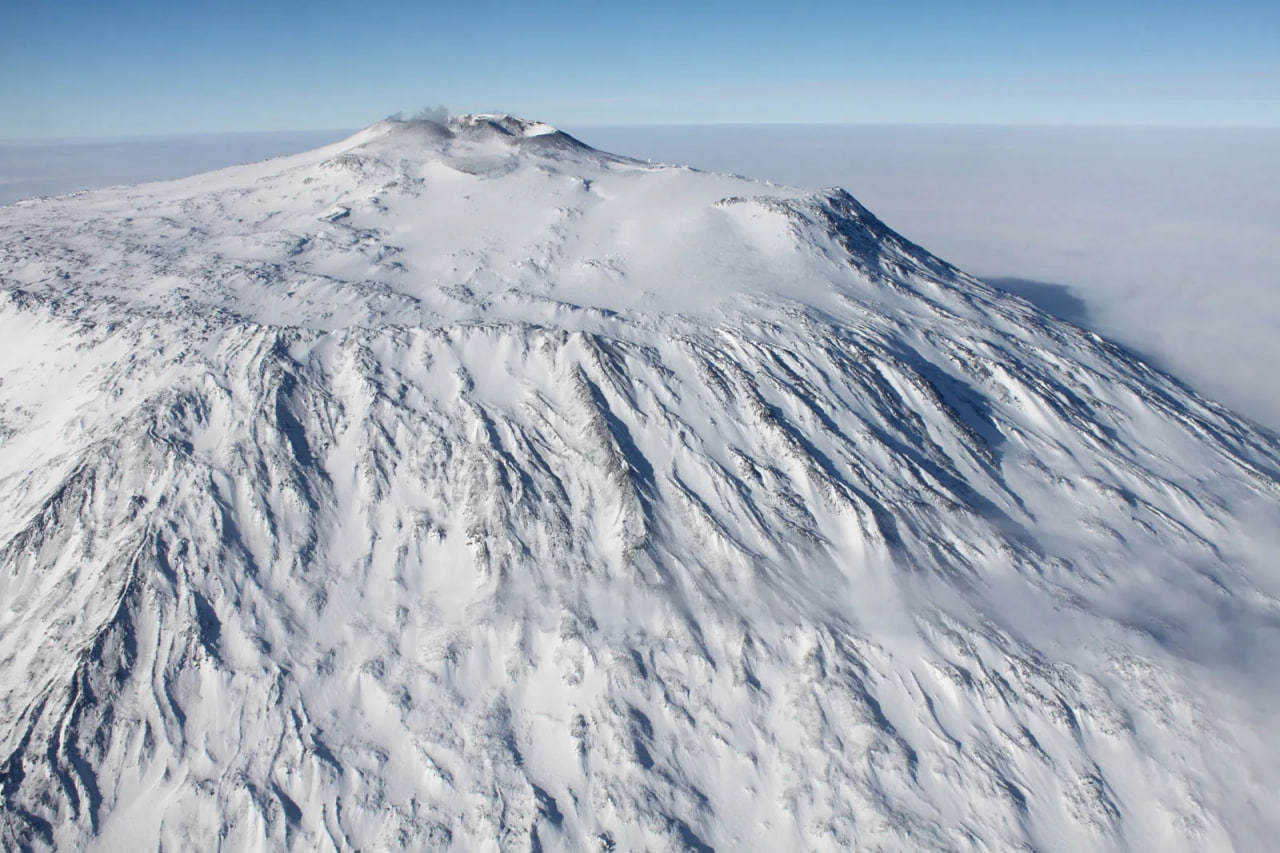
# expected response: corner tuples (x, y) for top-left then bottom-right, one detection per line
(1, 115), (1278, 851)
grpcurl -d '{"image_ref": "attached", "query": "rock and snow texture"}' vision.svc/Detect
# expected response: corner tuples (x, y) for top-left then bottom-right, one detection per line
(1, 114), (1279, 852)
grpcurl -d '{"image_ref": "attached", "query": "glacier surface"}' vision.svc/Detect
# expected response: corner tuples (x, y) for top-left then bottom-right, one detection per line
(1, 115), (1279, 851)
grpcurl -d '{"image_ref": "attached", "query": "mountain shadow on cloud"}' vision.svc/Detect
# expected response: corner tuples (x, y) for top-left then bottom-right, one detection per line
(983, 276), (1091, 327)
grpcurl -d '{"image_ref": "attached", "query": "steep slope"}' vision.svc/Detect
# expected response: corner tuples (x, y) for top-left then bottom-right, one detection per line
(1, 115), (1279, 852)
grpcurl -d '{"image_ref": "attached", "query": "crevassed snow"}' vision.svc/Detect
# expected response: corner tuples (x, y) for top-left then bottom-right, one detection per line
(1, 115), (1279, 852)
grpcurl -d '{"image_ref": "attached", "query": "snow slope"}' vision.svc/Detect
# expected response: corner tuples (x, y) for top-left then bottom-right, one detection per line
(1, 115), (1279, 852)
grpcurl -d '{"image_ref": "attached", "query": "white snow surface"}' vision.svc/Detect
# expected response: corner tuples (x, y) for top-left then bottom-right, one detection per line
(1, 115), (1279, 852)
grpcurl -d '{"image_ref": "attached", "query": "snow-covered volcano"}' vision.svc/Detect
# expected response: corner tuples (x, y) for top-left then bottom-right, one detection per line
(1, 114), (1279, 851)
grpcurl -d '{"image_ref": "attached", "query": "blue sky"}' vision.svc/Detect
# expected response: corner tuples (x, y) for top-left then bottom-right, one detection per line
(3, 0), (1277, 138)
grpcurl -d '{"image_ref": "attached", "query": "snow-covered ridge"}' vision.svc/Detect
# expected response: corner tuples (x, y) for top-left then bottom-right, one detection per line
(349, 113), (591, 152)
(1, 117), (1278, 852)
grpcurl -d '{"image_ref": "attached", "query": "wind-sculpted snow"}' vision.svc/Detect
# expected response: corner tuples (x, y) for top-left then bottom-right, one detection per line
(1, 116), (1279, 851)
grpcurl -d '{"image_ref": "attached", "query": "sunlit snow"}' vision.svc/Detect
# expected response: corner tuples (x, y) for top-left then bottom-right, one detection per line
(1, 116), (1278, 851)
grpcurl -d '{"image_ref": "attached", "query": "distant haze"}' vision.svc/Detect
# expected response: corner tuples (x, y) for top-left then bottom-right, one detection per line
(3, 124), (1277, 432)
(0, 131), (348, 205)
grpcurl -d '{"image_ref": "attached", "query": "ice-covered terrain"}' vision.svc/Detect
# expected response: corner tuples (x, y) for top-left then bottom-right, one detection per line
(568, 124), (1280, 432)
(1, 114), (1279, 852)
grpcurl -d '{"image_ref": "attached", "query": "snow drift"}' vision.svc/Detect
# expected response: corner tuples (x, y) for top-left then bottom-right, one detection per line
(1, 115), (1279, 851)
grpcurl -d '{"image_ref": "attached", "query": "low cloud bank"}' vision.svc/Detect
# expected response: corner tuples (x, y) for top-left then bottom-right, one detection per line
(0, 130), (349, 206)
